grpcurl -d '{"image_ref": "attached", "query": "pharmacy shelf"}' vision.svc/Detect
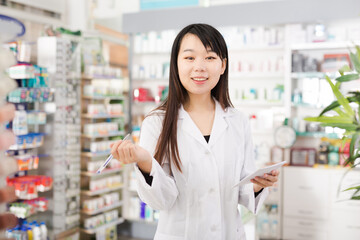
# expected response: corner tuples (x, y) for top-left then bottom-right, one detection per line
(229, 44), (284, 51)
(81, 168), (123, 177)
(290, 41), (360, 51)
(296, 132), (340, 139)
(230, 72), (284, 79)
(132, 78), (168, 82)
(80, 218), (125, 234)
(54, 227), (79, 239)
(14, 209), (48, 219)
(82, 75), (124, 80)
(291, 72), (340, 79)
(81, 185), (123, 196)
(81, 131), (125, 139)
(291, 103), (324, 109)
(81, 201), (123, 216)
(81, 114), (124, 119)
(81, 151), (110, 158)
(82, 96), (125, 101)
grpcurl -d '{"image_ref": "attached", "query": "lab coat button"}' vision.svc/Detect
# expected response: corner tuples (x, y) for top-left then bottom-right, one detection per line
(209, 188), (215, 193)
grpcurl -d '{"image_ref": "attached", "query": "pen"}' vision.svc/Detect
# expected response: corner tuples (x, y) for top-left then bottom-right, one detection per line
(96, 133), (131, 174)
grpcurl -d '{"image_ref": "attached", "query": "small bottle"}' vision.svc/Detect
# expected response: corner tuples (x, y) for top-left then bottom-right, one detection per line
(261, 219), (270, 238)
(40, 222), (47, 240)
(27, 227), (33, 240)
(21, 227), (28, 240)
(6, 229), (13, 239)
(32, 224), (41, 240)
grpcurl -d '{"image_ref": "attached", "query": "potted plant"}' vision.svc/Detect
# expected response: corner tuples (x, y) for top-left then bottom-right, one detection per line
(304, 45), (360, 200)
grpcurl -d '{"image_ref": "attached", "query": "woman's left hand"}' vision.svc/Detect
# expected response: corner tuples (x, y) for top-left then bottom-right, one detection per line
(251, 170), (279, 193)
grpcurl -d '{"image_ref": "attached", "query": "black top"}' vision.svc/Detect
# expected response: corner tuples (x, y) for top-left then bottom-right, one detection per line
(140, 134), (263, 197)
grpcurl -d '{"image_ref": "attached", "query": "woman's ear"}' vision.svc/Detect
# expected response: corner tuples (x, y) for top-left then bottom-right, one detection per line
(221, 58), (227, 75)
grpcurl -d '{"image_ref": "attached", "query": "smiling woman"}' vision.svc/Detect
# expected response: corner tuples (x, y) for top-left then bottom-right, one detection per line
(111, 23), (279, 240)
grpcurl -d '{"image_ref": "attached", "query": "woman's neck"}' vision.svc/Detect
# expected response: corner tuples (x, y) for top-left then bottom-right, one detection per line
(184, 94), (215, 113)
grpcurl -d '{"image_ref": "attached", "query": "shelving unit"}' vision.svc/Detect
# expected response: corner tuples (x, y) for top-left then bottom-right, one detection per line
(37, 36), (82, 239)
(80, 67), (128, 238)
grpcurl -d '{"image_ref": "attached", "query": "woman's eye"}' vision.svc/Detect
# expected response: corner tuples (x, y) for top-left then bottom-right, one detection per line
(185, 57), (194, 60)
(206, 56), (216, 60)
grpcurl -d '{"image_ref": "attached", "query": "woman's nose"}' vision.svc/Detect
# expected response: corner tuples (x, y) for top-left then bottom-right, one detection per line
(194, 59), (206, 71)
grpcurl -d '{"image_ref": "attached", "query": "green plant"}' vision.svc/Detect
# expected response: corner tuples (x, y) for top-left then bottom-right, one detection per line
(304, 45), (360, 200)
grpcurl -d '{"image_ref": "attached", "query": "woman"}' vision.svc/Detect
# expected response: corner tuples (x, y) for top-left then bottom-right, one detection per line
(111, 23), (279, 240)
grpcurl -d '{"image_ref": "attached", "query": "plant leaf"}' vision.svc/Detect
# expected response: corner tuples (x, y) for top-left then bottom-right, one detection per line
(338, 65), (352, 75)
(304, 116), (353, 124)
(319, 97), (359, 116)
(325, 76), (355, 117)
(335, 73), (360, 82)
(335, 81), (341, 89)
(356, 45), (360, 61)
(351, 196), (360, 200)
(350, 52), (360, 73)
(319, 123), (358, 131)
(345, 153), (360, 166)
(343, 185), (360, 191)
(333, 107), (348, 118)
(350, 134), (358, 156)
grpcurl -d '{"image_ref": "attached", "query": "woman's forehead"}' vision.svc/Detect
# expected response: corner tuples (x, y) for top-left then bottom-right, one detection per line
(179, 34), (214, 52)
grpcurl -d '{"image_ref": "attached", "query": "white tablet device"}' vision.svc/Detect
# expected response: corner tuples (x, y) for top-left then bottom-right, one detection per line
(233, 161), (286, 188)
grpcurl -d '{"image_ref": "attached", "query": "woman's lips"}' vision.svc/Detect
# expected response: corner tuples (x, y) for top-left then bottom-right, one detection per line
(191, 77), (208, 84)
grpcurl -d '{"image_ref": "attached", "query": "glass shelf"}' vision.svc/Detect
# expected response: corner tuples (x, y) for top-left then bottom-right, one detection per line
(291, 72), (339, 79)
(80, 218), (125, 234)
(81, 185), (123, 196)
(81, 201), (123, 216)
(296, 132), (340, 139)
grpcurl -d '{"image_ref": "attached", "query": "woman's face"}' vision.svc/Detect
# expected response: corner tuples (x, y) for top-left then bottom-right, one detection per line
(177, 33), (226, 98)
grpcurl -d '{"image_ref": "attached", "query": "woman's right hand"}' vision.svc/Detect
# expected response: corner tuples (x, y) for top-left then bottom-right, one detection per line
(110, 139), (153, 173)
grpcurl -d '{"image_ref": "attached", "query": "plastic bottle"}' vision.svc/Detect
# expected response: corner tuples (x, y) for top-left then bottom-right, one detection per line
(27, 227), (33, 240)
(21, 227), (28, 240)
(32, 224), (41, 240)
(40, 222), (47, 240)
(269, 205), (278, 238)
(262, 219), (270, 238)
(6, 229), (13, 239)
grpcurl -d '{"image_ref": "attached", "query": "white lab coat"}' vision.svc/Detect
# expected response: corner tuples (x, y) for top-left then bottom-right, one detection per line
(134, 100), (268, 240)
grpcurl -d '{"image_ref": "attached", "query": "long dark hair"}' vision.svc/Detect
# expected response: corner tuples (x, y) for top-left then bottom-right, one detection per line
(152, 23), (232, 172)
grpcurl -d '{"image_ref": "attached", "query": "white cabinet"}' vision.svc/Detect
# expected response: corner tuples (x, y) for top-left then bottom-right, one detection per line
(283, 166), (360, 240)
(283, 167), (330, 220)
(330, 209), (360, 240)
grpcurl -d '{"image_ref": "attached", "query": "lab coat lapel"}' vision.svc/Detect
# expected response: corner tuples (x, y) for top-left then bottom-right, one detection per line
(208, 101), (229, 148)
(178, 105), (211, 150)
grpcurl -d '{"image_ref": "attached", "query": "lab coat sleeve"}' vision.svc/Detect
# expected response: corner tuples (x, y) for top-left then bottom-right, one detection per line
(134, 115), (179, 211)
(238, 117), (269, 214)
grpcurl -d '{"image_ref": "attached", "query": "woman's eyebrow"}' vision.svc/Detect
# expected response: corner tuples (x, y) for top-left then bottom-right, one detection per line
(182, 49), (216, 53)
